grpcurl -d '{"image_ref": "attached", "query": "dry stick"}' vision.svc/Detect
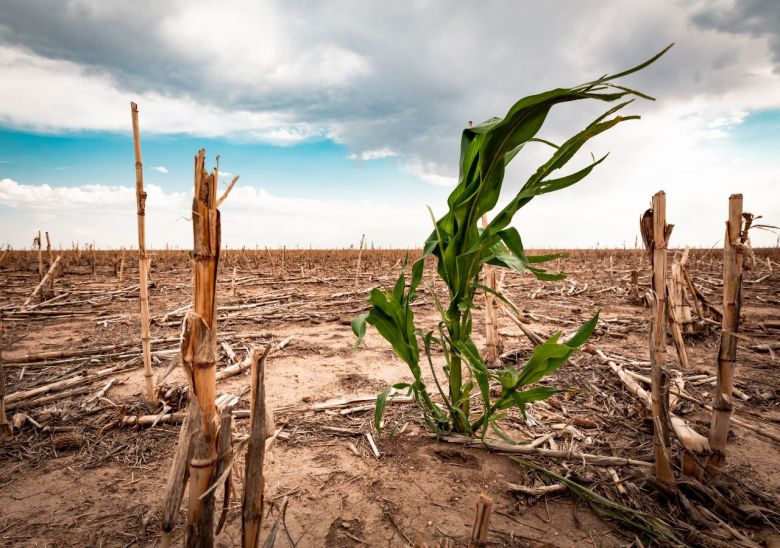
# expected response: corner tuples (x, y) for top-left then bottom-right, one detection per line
(481, 215), (499, 365)
(681, 256), (704, 321)
(45, 231), (53, 295)
(0, 316), (11, 440)
(160, 400), (197, 548)
(243, 345), (270, 548)
(681, 265), (722, 321)
(641, 191), (676, 490)
(181, 148), (236, 546)
(36, 230), (43, 283)
(506, 482), (566, 497)
(130, 102), (155, 402)
(469, 493), (493, 548)
(629, 269), (640, 301)
(214, 404), (234, 535)
(355, 233), (365, 287)
(6, 336), (180, 364)
(4, 360), (136, 407)
(265, 247), (278, 279)
(495, 293), (545, 346)
(667, 255), (690, 370)
(593, 348), (710, 477)
(602, 354), (779, 442)
(118, 248), (125, 285)
(261, 497), (289, 548)
(440, 435), (653, 467)
(20, 256), (61, 310)
(707, 194), (744, 476)
(7, 383), (94, 411)
(677, 249), (694, 330)
(122, 390), (408, 427)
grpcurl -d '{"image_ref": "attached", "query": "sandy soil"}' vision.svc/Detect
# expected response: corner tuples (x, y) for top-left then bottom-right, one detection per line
(0, 248), (778, 547)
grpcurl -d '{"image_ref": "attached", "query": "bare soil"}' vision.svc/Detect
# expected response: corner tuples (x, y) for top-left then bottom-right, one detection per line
(0, 248), (778, 547)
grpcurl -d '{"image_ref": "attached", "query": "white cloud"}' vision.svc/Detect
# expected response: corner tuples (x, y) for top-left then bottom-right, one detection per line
(153, 166), (169, 174)
(0, 178), (430, 248)
(348, 147), (397, 161)
(0, 45), (323, 145)
(157, 2), (370, 90)
(402, 160), (457, 187)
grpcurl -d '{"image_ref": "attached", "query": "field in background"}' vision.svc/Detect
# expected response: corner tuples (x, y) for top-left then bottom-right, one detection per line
(0, 248), (778, 546)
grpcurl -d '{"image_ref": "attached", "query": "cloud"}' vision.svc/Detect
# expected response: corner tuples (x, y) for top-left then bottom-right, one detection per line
(692, 0), (780, 71)
(1, 0), (777, 178)
(0, 44), (323, 144)
(0, 178), (430, 248)
(153, 165), (169, 174)
(348, 147), (397, 161)
(0, 0), (778, 247)
(401, 160), (456, 187)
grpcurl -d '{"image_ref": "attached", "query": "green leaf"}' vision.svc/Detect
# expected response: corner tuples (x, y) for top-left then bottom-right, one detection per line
(566, 311), (600, 348)
(527, 252), (566, 264)
(515, 337), (572, 387)
(352, 313), (369, 348)
(374, 387), (390, 433)
(513, 386), (561, 416)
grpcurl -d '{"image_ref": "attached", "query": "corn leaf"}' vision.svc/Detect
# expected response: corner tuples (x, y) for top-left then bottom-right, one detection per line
(356, 46), (669, 435)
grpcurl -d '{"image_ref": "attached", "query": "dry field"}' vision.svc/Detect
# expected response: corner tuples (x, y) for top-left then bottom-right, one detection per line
(0, 247), (778, 547)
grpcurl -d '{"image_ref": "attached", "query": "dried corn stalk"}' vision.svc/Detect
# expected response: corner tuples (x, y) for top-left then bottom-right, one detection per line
(641, 191), (676, 491)
(0, 316), (11, 440)
(180, 149), (237, 545)
(707, 194), (746, 475)
(130, 102), (155, 402)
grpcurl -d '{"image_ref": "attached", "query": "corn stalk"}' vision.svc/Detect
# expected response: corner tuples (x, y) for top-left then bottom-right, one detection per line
(179, 149), (237, 545)
(707, 193), (745, 475)
(0, 316), (11, 441)
(641, 191), (676, 490)
(130, 102), (155, 402)
(354, 46), (670, 436)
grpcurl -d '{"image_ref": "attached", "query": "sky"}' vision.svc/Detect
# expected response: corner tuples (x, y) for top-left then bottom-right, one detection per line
(0, 0), (778, 249)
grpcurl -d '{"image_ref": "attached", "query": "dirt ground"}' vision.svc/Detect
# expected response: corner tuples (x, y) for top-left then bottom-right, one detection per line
(0, 248), (778, 547)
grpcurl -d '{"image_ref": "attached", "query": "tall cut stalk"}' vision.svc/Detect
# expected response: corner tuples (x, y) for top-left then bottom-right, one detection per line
(354, 46), (671, 436)
(707, 193), (745, 475)
(130, 102), (155, 402)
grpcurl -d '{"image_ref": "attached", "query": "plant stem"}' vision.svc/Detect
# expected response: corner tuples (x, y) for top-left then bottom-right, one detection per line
(447, 305), (466, 432)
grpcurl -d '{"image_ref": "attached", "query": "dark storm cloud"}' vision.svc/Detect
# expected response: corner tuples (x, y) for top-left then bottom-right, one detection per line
(692, 0), (780, 71)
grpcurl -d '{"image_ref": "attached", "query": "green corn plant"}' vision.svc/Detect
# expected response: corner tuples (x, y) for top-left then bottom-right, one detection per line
(353, 46), (671, 436)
